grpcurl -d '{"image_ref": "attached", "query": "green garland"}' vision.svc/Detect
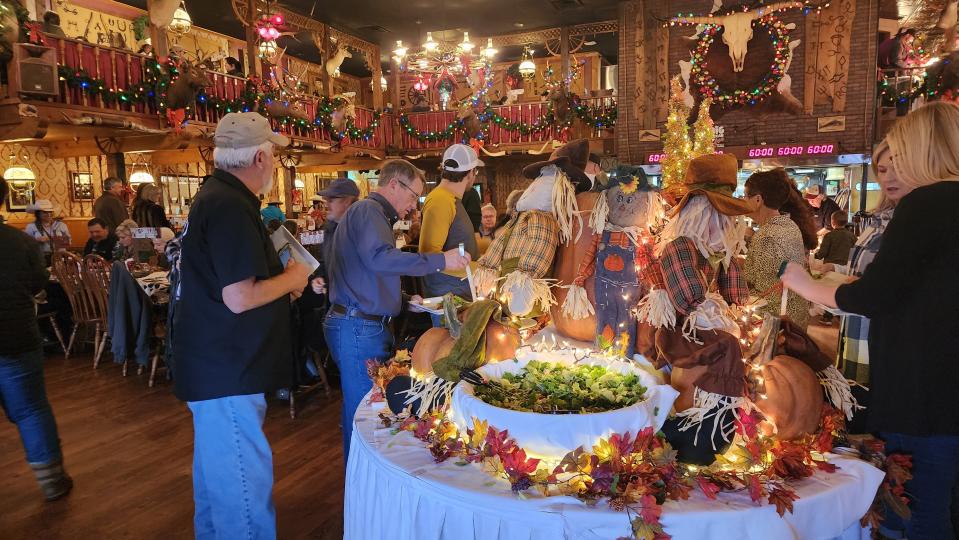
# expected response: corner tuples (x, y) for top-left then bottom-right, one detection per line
(57, 61), (615, 143)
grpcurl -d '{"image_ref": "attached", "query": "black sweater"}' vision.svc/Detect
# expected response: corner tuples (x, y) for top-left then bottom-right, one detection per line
(0, 225), (49, 355)
(836, 182), (959, 436)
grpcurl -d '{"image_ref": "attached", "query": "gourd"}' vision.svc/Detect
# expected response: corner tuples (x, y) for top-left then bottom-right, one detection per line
(550, 191), (599, 341)
(755, 355), (824, 440)
(411, 320), (520, 375)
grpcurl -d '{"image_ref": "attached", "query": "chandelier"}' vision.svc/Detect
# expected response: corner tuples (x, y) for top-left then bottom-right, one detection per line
(393, 31), (497, 76)
(169, 0), (192, 35)
(519, 46), (536, 78)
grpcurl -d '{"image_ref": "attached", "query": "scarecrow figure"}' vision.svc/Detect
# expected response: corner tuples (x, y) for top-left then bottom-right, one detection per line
(636, 153), (757, 464)
(562, 165), (664, 357)
(474, 139), (592, 317)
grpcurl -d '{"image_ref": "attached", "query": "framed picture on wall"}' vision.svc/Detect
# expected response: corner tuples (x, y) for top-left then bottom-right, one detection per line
(5, 182), (35, 211)
(71, 172), (95, 201)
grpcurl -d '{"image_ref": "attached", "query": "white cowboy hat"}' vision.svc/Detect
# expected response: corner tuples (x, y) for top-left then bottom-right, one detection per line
(28, 199), (57, 213)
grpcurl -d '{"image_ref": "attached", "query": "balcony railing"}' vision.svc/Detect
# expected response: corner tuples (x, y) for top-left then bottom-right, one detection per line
(34, 36), (615, 153)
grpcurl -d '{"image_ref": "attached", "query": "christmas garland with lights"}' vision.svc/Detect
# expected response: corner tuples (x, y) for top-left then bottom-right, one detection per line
(57, 63), (382, 141)
(689, 15), (791, 107)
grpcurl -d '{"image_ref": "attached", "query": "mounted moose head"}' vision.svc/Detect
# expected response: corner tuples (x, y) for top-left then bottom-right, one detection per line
(325, 44), (352, 78)
(673, 2), (802, 72)
(167, 60), (213, 110)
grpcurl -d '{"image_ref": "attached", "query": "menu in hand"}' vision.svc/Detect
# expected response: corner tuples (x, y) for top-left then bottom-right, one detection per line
(270, 226), (321, 272)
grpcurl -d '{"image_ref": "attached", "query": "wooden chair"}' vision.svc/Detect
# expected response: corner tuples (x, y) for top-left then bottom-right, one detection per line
(82, 254), (112, 368)
(51, 252), (103, 361)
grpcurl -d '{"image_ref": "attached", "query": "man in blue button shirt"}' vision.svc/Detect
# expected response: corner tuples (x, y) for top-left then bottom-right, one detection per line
(324, 159), (470, 459)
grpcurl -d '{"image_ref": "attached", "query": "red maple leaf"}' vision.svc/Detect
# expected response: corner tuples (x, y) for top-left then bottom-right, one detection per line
(639, 494), (663, 525)
(771, 441), (813, 479)
(815, 460), (838, 473)
(632, 427), (657, 454)
(695, 475), (721, 500)
(735, 409), (763, 439)
(502, 448), (540, 478)
(486, 426), (516, 457)
(747, 474), (765, 503)
(768, 486), (799, 516)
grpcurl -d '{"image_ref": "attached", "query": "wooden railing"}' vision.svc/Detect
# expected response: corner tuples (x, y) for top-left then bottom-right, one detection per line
(37, 35), (614, 153)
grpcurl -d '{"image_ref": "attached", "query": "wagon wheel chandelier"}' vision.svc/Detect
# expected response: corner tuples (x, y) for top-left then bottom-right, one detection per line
(392, 30), (498, 77)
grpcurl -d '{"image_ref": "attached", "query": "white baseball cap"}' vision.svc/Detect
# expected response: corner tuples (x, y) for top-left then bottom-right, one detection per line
(441, 144), (484, 172)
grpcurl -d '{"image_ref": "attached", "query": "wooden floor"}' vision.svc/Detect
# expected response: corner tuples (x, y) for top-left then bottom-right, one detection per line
(0, 351), (345, 540)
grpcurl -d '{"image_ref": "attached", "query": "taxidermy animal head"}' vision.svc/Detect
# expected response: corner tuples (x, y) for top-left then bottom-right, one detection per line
(673, 2), (802, 72)
(457, 101), (482, 139)
(330, 92), (356, 132)
(325, 44), (352, 78)
(167, 61), (212, 110)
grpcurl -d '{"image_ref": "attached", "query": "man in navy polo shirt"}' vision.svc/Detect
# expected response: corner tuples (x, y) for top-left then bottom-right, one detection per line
(173, 112), (311, 539)
(325, 159), (470, 459)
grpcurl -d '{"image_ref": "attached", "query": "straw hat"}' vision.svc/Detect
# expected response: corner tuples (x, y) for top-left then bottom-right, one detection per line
(28, 199), (57, 213)
(671, 154), (756, 216)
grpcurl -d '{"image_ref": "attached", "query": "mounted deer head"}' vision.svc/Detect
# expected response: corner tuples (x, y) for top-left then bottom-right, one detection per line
(325, 44), (352, 78)
(167, 60), (213, 110)
(673, 2), (802, 72)
(330, 92), (356, 132)
(457, 101), (482, 139)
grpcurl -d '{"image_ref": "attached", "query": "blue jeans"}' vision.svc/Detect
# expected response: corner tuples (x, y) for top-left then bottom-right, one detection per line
(323, 311), (393, 460)
(188, 394), (275, 540)
(879, 431), (959, 540)
(0, 348), (62, 464)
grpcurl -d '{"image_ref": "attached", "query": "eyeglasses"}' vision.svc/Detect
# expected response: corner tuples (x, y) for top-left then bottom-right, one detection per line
(396, 180), (421, 201)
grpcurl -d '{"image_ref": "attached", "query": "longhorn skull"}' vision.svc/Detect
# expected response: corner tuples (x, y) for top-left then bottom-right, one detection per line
(673, 2), (802, 72)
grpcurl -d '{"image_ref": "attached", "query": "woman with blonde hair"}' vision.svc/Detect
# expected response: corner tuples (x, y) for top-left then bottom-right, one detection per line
(131, 184), (172, 229)
(112, 219), (139, 261)
(782, 101), (959, 540)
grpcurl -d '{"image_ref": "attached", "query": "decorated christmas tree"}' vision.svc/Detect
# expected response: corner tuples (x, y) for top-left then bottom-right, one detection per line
(691, 96), (716, 157)
(660, 77), (692, 204)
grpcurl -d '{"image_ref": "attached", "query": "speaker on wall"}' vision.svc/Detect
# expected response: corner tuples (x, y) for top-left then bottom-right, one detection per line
(9, 43), (59, 97)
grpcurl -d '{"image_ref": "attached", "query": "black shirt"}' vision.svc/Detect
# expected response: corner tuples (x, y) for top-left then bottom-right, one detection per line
(84, 234), (118, 260)
(810, 196), (842, 231)
(172, 169), (292, 402)
(0, 226), (48, 355)
(836, 182), (959, 436)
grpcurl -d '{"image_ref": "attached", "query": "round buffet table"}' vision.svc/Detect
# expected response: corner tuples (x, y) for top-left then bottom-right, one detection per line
(345, 396), (885, 540)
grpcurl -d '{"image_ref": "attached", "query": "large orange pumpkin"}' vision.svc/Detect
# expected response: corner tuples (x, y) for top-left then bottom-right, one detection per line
(411, 320), (520, 375)
(755, 355), (824, 440)
(668, 365), (710, 412)
(551, 191), (599, 341)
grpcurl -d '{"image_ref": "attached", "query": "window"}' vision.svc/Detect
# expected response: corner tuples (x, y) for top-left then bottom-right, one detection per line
(159, 175), (204, 215)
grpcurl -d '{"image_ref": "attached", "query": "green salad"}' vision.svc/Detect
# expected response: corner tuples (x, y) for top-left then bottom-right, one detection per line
(473, 360), (647, 413)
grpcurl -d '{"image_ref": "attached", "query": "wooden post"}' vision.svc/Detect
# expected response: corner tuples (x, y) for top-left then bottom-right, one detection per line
(245, 0), (261, 77)
(560, 26), (570, 81)
(371, 46), (384, 109)
(283, 166), (296, 218)
(145, 0), (170, 59)
(321, 30), (333, 96)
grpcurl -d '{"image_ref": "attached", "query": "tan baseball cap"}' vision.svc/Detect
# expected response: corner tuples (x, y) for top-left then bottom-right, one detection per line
(214, 112), (290, 149)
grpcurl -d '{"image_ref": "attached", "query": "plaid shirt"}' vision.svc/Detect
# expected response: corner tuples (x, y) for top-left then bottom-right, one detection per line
(838, 209), (894, 384)
(478, 210), (559, 278)
(642, 236), (748, 316)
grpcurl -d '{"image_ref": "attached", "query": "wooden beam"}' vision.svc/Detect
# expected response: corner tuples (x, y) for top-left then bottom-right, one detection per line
(246, 0), (260, 77)
(560, 26), (570, 81)
(145, 0), (170, 59)
(371, 45), (384, 110)
(47, 133), (209, 158)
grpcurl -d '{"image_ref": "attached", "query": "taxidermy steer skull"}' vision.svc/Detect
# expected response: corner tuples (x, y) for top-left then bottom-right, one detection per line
(674, 1), (802, 72)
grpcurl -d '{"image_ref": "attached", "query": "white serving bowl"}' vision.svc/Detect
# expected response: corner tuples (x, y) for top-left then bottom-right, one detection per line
(449, 348), (679, 460)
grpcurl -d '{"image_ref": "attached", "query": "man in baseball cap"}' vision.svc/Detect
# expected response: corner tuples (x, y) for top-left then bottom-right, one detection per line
(310, 177), (362, 298)
(419, 144), (483, 313)
(173, 112), (307, 539)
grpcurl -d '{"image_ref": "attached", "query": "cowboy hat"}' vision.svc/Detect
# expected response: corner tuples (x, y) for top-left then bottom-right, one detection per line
(522, 138), (590, 190)
(28, 199), (57, 213)
(671, 154), (755, 216)
(605, 165), (654, 192)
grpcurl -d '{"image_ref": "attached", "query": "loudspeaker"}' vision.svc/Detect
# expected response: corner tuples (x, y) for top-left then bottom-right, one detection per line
(10, 43), (59, 97)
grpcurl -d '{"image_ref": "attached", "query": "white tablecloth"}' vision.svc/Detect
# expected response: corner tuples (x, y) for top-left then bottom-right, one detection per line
(345, 397), (885, 540)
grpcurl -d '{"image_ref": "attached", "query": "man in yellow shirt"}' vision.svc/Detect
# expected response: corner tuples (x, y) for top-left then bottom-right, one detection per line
(419, 144), (482, 306)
